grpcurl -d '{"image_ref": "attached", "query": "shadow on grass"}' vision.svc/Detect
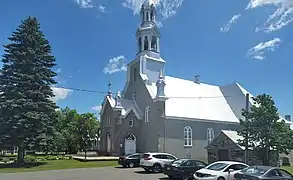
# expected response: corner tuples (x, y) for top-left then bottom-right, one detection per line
(0, 161), (47, 169)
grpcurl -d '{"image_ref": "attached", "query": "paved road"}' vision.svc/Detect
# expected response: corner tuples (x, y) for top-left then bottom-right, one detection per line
(0, 167), (169, 180)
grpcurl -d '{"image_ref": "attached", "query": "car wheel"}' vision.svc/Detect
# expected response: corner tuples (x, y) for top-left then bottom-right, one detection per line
(217, 177), (225, 180)
(152, 164), (162, 173)
(128, 162), (135, 168)
(182, 174), (190, 180)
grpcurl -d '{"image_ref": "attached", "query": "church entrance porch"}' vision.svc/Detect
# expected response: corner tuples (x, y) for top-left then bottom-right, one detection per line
(124, 133), (136, 155)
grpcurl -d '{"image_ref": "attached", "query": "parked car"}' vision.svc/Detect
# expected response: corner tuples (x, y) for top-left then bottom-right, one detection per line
(234, 166), (293, 180)
(193, 161), (249, 180)
(140, 152), (177, 173)
(118, 153), (143, 168)
(163, 158), (207, 180)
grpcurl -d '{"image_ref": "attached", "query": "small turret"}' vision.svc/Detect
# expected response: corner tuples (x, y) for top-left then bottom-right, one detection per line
(115, 91), (122, 107)
(156, 70), (166, 98)
(113, 90), (123, 111)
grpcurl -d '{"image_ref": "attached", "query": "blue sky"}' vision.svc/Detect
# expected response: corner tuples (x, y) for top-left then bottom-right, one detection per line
(0, 0), (292, 117)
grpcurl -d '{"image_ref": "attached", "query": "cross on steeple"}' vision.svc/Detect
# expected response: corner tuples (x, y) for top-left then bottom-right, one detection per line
(107, 80), (112, 96)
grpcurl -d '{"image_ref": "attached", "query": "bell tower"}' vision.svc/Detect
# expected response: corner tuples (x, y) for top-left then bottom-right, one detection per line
(124, 0), (166, 98)
(136, 0), (160, 57)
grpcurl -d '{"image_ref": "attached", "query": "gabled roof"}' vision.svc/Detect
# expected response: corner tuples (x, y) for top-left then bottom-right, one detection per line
(100, 95), (143, 119)
(205, 130), (254, 150)
(146, 76), (240, 123)
(144, 75), (291, 124)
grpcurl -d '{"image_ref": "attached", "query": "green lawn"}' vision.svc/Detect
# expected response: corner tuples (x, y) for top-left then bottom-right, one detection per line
(0, 159), (118, 173)
(281, 166), (293, 173)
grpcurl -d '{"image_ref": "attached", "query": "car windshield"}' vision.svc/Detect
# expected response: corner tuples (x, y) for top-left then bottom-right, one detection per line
(205, 162), (229, 171)
(240, 166), (268, 176)
(172, 159), (186, 165)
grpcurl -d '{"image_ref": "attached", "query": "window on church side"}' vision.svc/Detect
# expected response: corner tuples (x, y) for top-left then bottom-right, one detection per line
(184, 126), (192, 147)
(145, 106), (150, 122)
(207, 128), (215, 143)
(129, 118), (134, 127)
(151, 36), (157, 51)
(107, 117), (111, 125)
(144, 36), (149, 50)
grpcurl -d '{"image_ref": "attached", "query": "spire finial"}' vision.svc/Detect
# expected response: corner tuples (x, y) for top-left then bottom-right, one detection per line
(107, 80), (112, 96)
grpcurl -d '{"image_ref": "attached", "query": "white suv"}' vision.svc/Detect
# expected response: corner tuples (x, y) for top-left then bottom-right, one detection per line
(140, 152), (177, 173)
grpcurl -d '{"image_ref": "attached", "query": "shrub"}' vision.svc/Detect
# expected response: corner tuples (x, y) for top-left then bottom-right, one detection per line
(9, 157), (15, 161)
(25, 155), (37, 162)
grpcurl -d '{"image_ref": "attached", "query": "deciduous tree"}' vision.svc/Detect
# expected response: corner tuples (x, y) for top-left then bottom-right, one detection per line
(238, 94), (293, 165)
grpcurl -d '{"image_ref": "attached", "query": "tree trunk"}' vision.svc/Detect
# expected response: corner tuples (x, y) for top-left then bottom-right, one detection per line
(263, 147), (269, 166)
(17, 143), (25, 166)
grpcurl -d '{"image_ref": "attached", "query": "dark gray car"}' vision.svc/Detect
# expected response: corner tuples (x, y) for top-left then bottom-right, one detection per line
(234, 166), (293, 180)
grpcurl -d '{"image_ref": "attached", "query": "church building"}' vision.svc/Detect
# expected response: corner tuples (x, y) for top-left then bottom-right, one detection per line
(99, 0), (291, 160)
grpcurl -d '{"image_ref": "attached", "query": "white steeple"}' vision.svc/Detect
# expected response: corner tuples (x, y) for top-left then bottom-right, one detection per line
(136, 0), (160, 56)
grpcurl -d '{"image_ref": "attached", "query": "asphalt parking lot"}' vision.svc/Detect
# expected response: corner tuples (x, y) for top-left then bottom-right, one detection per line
(0, 166), (169, 180)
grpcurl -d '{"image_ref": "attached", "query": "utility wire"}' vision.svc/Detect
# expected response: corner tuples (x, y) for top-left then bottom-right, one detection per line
(0, 77), (242, 99)
(0, 77), (108, 94)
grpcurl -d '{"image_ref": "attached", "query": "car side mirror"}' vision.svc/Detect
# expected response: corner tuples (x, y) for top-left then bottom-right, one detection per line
(228, 169), (234, 173)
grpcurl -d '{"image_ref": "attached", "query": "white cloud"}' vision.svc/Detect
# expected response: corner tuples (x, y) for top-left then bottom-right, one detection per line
(92, 105), (102, 111)
(220, 14), (241, 33)
(51, 87), (73, 102)
(122, 0), (184, 21)
(74, 0), (94, 8)
(103, 55), (127, 74)
(246, 37), (281, 60)
(246, 0), (293, 32)
(98, 5), (107, 13)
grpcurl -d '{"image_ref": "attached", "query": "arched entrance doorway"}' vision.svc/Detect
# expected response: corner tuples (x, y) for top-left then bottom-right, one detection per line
(106, 133), (111, 154)
(124, 133), (136, 155)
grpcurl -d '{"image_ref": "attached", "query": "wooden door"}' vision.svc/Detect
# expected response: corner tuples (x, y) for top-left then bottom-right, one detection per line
(218, 149), (230, 161)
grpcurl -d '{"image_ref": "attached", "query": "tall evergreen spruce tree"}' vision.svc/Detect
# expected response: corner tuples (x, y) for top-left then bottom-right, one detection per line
(0, 16), (58, 164)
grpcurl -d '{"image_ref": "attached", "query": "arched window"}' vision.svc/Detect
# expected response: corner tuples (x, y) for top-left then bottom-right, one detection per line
(150, 10), (154, 21)
(151, 36), (157, 51)
(143, 12), (145, 21)
(138, 37), (142, 52)
(207, 128), (215, 143)
(129, 118), (134, 127)
(145, 106), (150, 122)
(144, 36), (149, 50)
(184, 126), (192, 147)
(146, 12), (150, 21)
